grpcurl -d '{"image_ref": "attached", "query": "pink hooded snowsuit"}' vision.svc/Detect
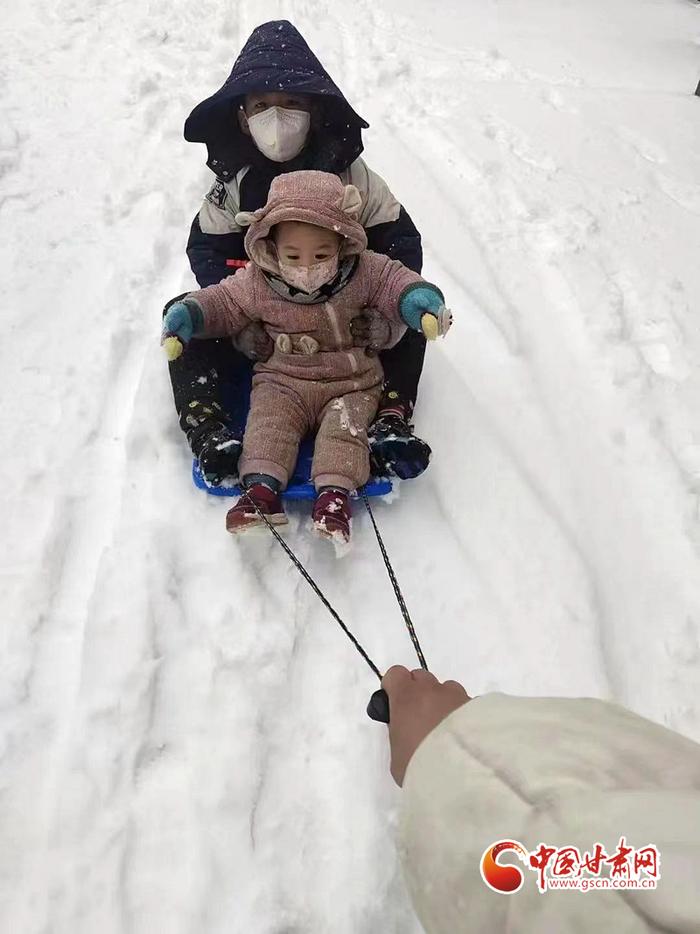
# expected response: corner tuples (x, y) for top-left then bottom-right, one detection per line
(187, 170), (426, 491)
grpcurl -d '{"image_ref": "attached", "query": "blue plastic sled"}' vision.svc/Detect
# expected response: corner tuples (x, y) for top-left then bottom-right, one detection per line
(191, 364), (392, 500)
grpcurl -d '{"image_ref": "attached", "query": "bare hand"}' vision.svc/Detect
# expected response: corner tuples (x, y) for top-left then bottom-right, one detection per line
(382, 666), (470, 786)
(233, 320), (274, 362)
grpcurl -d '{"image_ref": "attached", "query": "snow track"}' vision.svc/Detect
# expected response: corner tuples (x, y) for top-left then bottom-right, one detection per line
(1, 0), (699, 931)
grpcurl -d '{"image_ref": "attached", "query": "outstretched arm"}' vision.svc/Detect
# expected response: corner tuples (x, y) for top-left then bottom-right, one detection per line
(161, 266), (260, 359)
(384, 675), (700, 934)
(362, 252), (450, 341)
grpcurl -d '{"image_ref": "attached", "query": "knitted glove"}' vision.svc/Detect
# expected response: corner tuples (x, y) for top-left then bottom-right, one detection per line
(161, 300), (204, 361)
(399, 284), (452, 340)
(350, 309), (394, 354)
(233, 320), (274, 362)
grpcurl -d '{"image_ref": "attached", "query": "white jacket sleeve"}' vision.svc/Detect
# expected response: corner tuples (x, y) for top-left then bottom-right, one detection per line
(398, 694), (700, 934)
(343, 158), (402, 229)
(197, 168), (249, 235)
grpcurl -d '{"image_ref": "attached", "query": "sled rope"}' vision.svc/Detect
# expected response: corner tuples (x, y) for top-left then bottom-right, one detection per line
(239, 488), (428, 680)
(360, 491), (428, 670)
(241, 490), (382, 679)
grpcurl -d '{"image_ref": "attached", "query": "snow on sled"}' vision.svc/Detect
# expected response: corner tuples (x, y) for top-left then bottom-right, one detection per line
(191, 366), (393, 500)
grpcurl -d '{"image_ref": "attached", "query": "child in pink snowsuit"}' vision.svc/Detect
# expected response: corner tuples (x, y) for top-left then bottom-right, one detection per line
(162, 171), (450, 541)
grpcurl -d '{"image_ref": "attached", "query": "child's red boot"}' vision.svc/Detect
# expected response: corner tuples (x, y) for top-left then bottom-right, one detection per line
(312, 489), (352, 543)
(226, 483), (287, 534)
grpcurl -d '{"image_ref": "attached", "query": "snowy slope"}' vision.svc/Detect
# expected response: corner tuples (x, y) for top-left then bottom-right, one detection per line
(1, 0), (699, 931)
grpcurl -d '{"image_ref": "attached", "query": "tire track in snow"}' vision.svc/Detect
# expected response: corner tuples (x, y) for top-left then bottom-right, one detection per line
(6, 338), (152, 931)
(0, 0), (220, 924)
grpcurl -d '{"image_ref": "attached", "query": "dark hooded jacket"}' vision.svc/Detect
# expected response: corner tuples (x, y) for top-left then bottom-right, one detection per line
(184, 20), (422, 287)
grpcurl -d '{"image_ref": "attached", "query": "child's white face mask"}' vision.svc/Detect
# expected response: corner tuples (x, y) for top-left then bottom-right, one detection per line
(246, 107), (311, 163)
(278, 254), (339, 293)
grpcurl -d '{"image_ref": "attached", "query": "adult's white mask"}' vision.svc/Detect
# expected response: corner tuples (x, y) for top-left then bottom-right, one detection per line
(278, 254), (339, 293)
(246, 107), (311, 163)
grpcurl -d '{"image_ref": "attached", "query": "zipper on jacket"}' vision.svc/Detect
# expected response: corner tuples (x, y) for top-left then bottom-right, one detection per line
(324, 302), (345, 348)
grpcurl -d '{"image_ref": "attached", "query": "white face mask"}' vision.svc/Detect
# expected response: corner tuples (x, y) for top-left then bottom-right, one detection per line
(246, 107), (311, 163)
(278, 254), (339, 293)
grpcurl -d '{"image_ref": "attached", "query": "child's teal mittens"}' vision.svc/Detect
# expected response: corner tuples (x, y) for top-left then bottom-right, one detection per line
(161, 300), (204, 361)
(399, 284), (452, 340)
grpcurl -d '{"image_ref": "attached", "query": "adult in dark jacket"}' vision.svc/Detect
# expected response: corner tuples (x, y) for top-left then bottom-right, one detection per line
(170, 20), (432, 484)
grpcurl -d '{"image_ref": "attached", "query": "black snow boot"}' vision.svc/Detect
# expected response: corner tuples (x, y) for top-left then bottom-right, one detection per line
(183, 400), (242, 485)
(369, 395), (432, 480)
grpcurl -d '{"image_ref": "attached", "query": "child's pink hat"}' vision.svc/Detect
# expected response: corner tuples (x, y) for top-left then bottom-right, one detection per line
(235, 170), (368, 274)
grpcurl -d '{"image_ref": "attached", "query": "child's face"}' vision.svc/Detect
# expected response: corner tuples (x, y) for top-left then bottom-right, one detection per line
(273, 222), (340, 268)
(238, 91), (314, 135)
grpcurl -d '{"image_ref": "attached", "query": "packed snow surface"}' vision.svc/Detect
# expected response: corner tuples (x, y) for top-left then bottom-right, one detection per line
(2, 0), (699, 931)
